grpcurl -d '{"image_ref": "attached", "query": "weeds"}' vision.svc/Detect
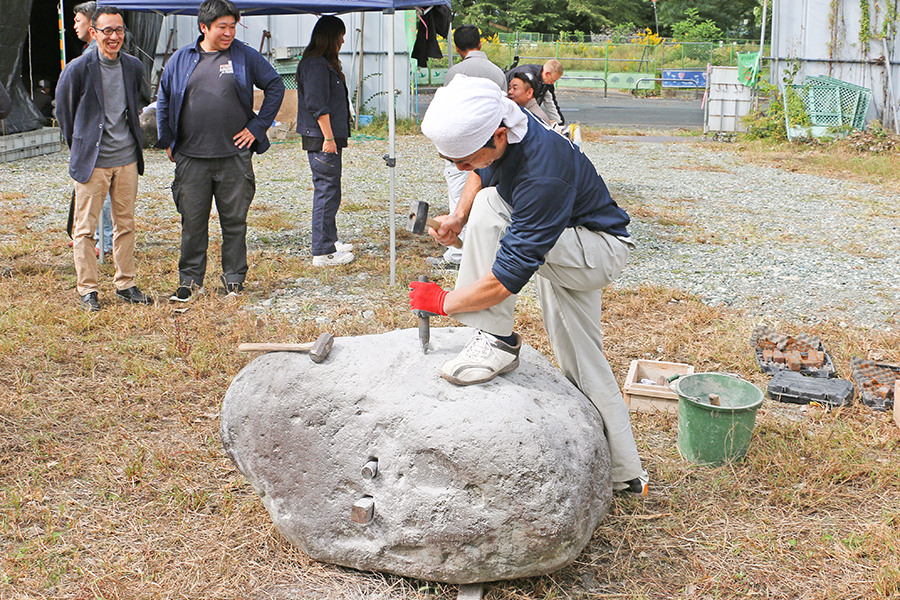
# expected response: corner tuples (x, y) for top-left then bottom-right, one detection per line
(731, 130), (900, 193)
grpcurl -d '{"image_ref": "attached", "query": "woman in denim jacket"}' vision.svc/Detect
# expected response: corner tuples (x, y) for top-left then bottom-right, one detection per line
(296, 16), (355, 266)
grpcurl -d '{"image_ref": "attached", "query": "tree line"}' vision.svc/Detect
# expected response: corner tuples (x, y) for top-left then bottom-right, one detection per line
(453, 0), (766, 41)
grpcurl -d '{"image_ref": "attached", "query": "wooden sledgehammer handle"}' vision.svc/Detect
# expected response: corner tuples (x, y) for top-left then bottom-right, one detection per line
(425, 216), (463, 249)
(238, 332), (334, 363)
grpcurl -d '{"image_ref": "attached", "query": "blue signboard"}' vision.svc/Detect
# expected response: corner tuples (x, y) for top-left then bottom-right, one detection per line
(662, 69), (707, 89)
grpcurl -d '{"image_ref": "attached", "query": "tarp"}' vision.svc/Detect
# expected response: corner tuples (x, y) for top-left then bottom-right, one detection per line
(104, 0), (446, 15)
(0, 0), (47, 134)
(123, 12), (165, 105)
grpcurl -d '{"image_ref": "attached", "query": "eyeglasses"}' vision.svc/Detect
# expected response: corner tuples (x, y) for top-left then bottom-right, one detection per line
(93, 26), (125, 37)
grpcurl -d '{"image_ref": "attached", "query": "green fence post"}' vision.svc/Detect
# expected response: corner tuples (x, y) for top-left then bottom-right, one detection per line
(681, 44), (685, 69)
(605, 41), (609, 79)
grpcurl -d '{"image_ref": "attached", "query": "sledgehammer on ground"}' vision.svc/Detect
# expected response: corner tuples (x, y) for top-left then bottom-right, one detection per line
(407, 200), (463, 249)
(238, 332), (334, 363)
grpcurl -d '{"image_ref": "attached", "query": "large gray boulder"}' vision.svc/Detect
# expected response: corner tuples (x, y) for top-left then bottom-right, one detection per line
(221, 327), (612, 584)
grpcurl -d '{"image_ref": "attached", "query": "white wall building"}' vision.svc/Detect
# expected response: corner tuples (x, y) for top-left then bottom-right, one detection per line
(153, 10), (425, 119)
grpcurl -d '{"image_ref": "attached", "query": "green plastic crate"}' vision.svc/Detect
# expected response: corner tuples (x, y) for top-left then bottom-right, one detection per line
(790, 76), (871, 130)
(807, 75), (871, 129)
(789, 83), (842, 127)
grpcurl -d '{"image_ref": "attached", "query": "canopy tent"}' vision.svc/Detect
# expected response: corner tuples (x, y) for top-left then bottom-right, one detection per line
(104, 0), (439, 13)
(101, 0), (451, 285)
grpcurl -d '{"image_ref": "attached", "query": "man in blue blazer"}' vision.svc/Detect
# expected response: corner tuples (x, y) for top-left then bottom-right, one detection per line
(56, 5), (151, 312)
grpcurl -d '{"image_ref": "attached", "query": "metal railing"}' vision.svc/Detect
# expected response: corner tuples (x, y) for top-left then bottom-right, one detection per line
(632, 78), (701, 98)
(558, 75), (608, 98)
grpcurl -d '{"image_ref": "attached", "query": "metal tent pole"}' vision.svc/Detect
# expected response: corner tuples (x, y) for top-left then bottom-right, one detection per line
(448, 23), (453, 67)
(355, 13), (365, 129)
(385, 8), (396, 286)
(752, 0), (769, 110)
(770, 0), (780, 85)
(58, 1), (67, 70)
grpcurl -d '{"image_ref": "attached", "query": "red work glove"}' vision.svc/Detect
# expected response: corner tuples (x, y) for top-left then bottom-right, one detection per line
(408, 280), (448, 316)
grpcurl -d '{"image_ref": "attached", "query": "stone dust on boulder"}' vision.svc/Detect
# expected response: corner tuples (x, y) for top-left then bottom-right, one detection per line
(221, 326), (612, 584)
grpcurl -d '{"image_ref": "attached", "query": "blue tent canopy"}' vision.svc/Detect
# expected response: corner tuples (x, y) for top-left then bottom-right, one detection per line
(104, 0), (446, 15)
(102, 0), (451, 285)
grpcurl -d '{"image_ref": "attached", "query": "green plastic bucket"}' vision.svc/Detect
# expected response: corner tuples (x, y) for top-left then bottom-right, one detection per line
(673, 373), (764, 465)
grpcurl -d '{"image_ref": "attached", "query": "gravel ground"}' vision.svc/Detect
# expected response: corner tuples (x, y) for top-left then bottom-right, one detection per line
(2, 132), (898, 330)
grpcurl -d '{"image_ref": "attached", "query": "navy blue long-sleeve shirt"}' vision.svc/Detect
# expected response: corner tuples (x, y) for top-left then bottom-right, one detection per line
(156, 37), (284, 155)
(478, 110), (630, 294)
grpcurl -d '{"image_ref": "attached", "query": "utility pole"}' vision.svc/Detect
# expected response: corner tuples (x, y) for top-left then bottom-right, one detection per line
(652, 0), (659, 36)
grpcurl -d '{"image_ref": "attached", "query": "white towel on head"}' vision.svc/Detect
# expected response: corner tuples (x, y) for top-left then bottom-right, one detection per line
(422, 75), (529, 159)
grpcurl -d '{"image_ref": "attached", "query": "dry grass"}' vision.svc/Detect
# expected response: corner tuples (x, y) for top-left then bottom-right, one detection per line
(666, 164), (734, 174)
(732, 138), (900, 193)
(2, 241), (898, 599)
(2, 144), (900, 599)
(622, 203), (729, 246)
(581, 127), (700, 142)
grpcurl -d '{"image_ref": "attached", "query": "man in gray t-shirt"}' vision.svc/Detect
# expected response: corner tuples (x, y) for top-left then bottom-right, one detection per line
(156, 0), (284, 302)
(177, 48), (247, 157)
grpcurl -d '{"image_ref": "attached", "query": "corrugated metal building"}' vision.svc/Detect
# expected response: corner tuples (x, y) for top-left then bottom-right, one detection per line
(771, 0), (900, 130)
(154, 11), (424, 119)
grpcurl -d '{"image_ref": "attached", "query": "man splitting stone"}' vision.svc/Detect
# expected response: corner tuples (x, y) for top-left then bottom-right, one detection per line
(408, 75), (648, 494)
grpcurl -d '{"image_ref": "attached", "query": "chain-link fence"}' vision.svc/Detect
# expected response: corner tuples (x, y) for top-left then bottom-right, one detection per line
(488, 41), (765, 73)
(425, 37), (766, 73)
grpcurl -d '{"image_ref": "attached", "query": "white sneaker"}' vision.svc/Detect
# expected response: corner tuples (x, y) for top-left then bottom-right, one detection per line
(613, 470), (649, 496)
(441, 330), (521, 386)
(312, 251), (355, 266)
(335, 241), (354, 253)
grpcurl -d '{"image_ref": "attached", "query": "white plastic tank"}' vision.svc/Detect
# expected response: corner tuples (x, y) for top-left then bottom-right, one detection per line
(705, 66), (753, 133)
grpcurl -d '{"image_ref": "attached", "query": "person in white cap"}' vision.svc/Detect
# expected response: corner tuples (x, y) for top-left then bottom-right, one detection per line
(409, 75), (648, 495)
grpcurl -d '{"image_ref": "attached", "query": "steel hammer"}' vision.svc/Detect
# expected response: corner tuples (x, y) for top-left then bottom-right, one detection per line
(406, 200), (462, 249)
(238, 331), (335, 363)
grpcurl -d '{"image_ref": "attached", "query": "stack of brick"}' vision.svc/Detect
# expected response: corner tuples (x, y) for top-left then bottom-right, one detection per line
(850, 358), (899, 409)
(752, 326), (827, 372)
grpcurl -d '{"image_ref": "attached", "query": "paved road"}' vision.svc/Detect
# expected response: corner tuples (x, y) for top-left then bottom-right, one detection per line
(557, 88), (705, 129)
(416, 87), (706, 130)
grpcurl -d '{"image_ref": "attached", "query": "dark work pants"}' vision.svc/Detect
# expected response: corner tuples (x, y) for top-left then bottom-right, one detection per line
(308, 148), (342, 257)
(172, 151), (255, 287)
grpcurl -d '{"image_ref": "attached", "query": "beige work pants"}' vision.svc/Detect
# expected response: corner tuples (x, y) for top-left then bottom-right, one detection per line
(73, 163), (139, 295)
(453, 187), (644, 484)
